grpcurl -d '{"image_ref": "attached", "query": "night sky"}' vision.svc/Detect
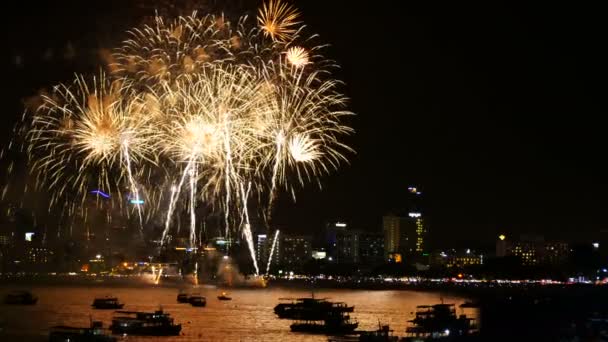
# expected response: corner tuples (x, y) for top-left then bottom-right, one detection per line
(3, 1), (607, 248)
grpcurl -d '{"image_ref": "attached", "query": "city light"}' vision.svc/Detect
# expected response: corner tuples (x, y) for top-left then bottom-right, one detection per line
(408, 212), (422, 218)
(335, 222), (347, 227)
(25, 232), (34, 241)
(90, 189), (110, 198)
(593, 242), (600, 249)
(129, 199), (144, 205)
(499, 234), (506, 241)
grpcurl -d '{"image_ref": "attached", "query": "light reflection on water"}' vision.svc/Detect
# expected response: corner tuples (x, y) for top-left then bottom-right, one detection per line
(0, 285), (477, 341)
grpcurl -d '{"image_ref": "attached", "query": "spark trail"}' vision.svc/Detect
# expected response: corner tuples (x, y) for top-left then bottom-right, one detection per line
(266, 229), (280, 274)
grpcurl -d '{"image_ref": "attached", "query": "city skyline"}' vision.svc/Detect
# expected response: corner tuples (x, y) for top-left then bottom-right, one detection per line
(2, 1), (607, 246)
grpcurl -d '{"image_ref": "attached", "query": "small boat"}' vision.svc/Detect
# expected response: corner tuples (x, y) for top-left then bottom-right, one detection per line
(189, 295), (207, 307)
(110, 310), (182, 336)
(275, 297), (354, 320)
(49, 321), (116, 342)
(217, 292), (232, 300)
(403, 303), (477, 341)
(92, 297), (124, 309)
(328, 324), (398, 342)
(177, 292), (190, 303)
(359, 324), (398, 342)
(4, 291), (38, 305)
(291, 314), (358, 335)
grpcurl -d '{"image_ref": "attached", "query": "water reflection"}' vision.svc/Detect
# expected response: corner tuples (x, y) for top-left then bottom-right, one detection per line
(0, 285), (477, 341)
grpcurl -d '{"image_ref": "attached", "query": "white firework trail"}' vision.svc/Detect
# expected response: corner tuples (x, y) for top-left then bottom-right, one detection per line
(266, 229), (280, 274)
(121, 141), (143, 232)
(161, 160), (193, 246)
(240, 181), (259, 275)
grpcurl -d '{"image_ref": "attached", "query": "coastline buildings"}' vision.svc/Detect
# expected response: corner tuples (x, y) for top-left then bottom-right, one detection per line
(496, 234), (570, 266)
(280, 235), (311, 266)
(431, 249), (483, 268)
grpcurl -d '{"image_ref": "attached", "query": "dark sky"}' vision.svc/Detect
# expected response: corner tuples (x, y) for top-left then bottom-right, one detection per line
(3, 1), (608, 248)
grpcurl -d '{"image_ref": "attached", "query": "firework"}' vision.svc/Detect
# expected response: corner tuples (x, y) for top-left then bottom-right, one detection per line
(266, 229), (280, 274)
(258, 0), (301, 42)
(26, 73), (158, 216)
(8, 0), (354, 275)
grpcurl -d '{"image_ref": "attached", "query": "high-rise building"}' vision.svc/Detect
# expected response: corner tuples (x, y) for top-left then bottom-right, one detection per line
(26, 246), (53, 264)
(281, 235), (311, 266)
(359, 232), (384, 266)
(256, 234), (267, 265)
(256, 232), (280, 269)
(497, 234), (570, 266)
(383, 215), (401, 259)
(406, 186), (427, 253)
(326, 222), (360, 263)
(383, 186), (429, 259)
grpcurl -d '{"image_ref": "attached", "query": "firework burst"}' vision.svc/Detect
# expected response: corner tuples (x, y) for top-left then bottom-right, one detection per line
(6, 0), (354, 276)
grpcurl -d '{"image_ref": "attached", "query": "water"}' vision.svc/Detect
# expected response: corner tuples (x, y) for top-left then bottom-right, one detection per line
(0, 284), (476, 341)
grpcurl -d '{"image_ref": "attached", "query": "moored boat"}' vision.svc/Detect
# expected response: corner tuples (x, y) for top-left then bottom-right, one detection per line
(291, 316), (358, 335)
(218, 292), (232, 300)
(189, 295), (207, 307)
(291, 311), (358, 335)
(177, 292), (190, 303)
(275, 297), (354, 320)
(403, 303), (477, 341)
(49, 321), (116, 342)
(110, 310), (181, 336)
(4, 291), (38, 305)
(92, 297), (124, 310)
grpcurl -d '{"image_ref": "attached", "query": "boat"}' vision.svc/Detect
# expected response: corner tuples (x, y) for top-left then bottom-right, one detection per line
(4, 290), (38, 305)
(275, 297), (354, 320)
(49, 321), (116, 342)
(177, 292), (190, 303)
(189, 295), (207, 307)
(291, 313), (358, 334)
(110, 310), (182, 336)
(217, 292), (232, 300)
(92, 297), (124, 309)
(328, 324), (399, 342)
(403, 303), (477, 341)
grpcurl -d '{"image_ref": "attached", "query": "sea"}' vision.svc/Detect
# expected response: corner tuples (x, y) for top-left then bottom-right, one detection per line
(0, 283), (476, 341)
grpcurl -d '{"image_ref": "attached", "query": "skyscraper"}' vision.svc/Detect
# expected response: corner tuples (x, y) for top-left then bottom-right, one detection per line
(280, 235), (312, 266)
(326, 222), (360, 263)
(382, 186), (428, 259)
(359, 231), (384, 266)
(383, 214), (401, 258)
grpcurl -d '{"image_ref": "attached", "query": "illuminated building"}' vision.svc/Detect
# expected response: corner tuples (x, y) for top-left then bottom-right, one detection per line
(326, 222), (360, 263)
(280, 235), (311, 265)
(496, 234), (508, 257)
(209, 237), (233, 254)
(256, 232), (280, 267)
(510, 242), (538, 266)
(312, 249), (327, 260)
(26, 246), (52, 264)
(383, 213), (427, 257)
(432, 249), (483, 268)
(383, 186), (428, 258)
(544, 242), (569, 264)
(383, 214), (401, 258)
(0, 234), (12, 247)
(256, 234), (267, 264)
(413, 214), (426, 253)
(499, 234), (570, 266)
(359, 232), (384, 265)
